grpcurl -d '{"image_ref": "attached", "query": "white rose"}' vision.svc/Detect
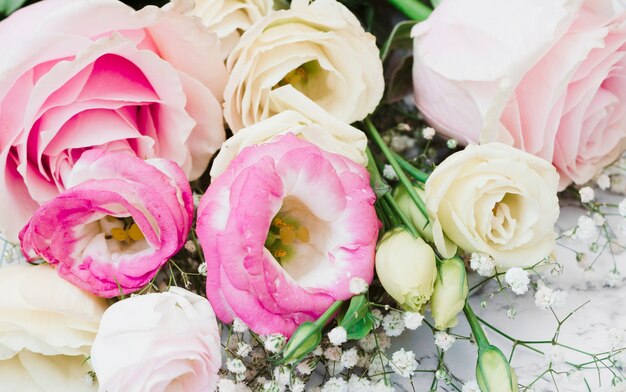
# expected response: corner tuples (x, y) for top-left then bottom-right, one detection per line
(223, 0), (384, 132)
(0, 264), (107, 392)
(425, 142), (559, 269)
(210, 88), (368, 178)
(91, 287), (221, 392)
(169, 0), (273, 56)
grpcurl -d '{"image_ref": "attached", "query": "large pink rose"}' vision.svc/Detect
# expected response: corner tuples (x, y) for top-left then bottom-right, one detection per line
(0, 0), (227, 242)
(19, 151), (193, 297)
(196, 134), (379, 336)
(413, 0), (626, 189)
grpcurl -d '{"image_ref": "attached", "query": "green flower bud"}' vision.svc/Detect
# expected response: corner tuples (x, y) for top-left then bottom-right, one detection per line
(394, 186), (457, 256)
(276, 322), (321, 365)
(375, 228), (437, 311)
(476, 345), (519, 392)
(430, 258), (469, 330)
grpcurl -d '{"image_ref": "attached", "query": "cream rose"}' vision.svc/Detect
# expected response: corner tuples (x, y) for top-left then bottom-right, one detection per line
(211, 88), (368, 178)
(425, 143), (560, 269)
(91, 287), (221, 392)
(0, 264), (108, 391)
(169, 0), (273, 56)
(223, 0), (384, 132)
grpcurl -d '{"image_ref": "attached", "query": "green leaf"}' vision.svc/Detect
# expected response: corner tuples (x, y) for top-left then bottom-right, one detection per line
(345, 317), (374, 340)
(339, 295), (369, 330)
(0, 0), (27, 15)
(380, 20), (418, 61)
(384, 53), (414, 104)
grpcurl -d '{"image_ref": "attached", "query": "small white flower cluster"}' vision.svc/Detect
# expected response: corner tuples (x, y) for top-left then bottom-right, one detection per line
(470, 252), (496, 277)
(504, 267), (530, 295)
(579, 186), (595, 203)
(574, 215), (598, 242)
(422, 126), (436, 140)
(534, 281), (567, 309)
(462, 380), (480, 392)
(434, 331), (456, 352)
(390, 348), (418, 377)
(382, 165), (398, 181)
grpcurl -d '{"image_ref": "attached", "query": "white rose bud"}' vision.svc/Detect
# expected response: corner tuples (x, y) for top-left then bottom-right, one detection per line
(0, 265), (107, 392)
(375, 229), (437, 311)
(430, 258), (469, 330)
(425, 142), (559, 269)
(223, 0), (384, 132)
(476, 346), (519, 392)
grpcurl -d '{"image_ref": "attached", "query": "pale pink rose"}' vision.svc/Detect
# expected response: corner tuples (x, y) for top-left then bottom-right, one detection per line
(413, 0), (626, 189)
(91, 287), (221, 392)
(196, 134), (379, 336)
(19, 151), (193, 297)
(0, 0), (227, 242)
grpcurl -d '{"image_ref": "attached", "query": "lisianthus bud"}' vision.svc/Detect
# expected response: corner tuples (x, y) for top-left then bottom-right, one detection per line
(476, 345), (519, 392)
(393, 186), (457, 257)
(430, 258), (469, 330)
(375, 229), (437, 311)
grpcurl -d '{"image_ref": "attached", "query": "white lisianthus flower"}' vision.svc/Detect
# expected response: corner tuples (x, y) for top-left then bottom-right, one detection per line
(425, 142), (560, 269)
(210, 104), (368, 179)
(91, 288), (222, 392)
(223, 0), (384, 132)
(0, 265), (107, 392)
(169, 0), (273, 57)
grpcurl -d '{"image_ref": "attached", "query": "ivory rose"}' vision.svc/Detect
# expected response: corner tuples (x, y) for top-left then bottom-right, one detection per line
(425, 143), (559, 269)
(210, 89), (368, 178)
(169, 0), (273, 56)
(0, 0), (227, 242)
(197, 134), (379, 336)
(223, 0), (384, 132)
(412, 0), (626, 189)
(91, 288), (221, 392)
(0, 264), (107, 392)
(19, 151), (193, 297)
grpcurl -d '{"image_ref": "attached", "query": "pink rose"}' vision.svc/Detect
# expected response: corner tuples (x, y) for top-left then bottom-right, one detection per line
(0, 0), (227, 242)
(196, 134), (379, 336)
(413, 0), (626, 189)
(19, 151), (193, 297)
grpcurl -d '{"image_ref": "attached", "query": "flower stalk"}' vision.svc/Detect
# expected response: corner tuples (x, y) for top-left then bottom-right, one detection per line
(386, 0), (432, 21)
(364, 118), (429, 224)
(463, 301), (490, 350)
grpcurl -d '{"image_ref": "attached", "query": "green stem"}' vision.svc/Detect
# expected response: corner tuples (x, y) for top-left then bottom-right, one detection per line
(383, 192), (419, 237)
(393, 152), (430, 183)
(314, 300), (344, 328)
(364, 118), (429, 223)
(463, 301), (490, 350)
(387, 0), (432, 21)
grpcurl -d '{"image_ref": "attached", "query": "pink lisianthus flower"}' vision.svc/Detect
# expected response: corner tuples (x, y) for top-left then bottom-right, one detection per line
(412, 0), (626, 189)
(196, 134), (379, 336)
(19, 151), (193, 298)
(0, 0), (227, 242)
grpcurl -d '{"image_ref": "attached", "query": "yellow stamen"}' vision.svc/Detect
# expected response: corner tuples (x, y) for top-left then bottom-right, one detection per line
(127, 223), (144, 241)
(273, 217), (288, 228)
(274, 249), (287, 258)
(111, 227), (128, 242)
(279, 226), (296, 245)
(296, 226), (310, 243)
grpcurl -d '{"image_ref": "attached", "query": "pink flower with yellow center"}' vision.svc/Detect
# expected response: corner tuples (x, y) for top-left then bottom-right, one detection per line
(196, 134), (379, 336)
(19, 151), (193, 297)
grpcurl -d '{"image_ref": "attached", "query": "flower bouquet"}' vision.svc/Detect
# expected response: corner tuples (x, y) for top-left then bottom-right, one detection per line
(0, 0), (625, 391)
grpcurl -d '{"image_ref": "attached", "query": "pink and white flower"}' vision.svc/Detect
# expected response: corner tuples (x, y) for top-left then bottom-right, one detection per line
(19, 151), (193, 298)
(91, 287), (221, 392)
(0, 0), (227, 242)
(412, 0), (626, 189)
(196, 134), (379, 336)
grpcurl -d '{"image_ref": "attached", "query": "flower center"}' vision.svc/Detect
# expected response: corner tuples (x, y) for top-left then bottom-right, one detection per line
(265, 215), (310, 263)
(274, 60), (328, 101)
(488, 194), (517, 245)
(101, 215), (145, 244)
